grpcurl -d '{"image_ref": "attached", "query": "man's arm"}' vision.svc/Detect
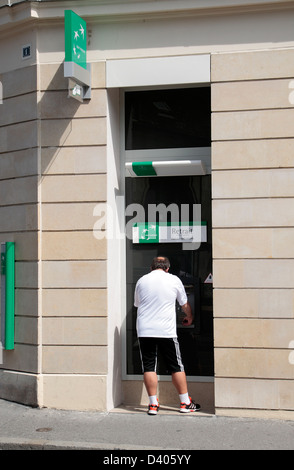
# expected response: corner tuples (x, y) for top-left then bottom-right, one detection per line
(181, 302), (193, 326)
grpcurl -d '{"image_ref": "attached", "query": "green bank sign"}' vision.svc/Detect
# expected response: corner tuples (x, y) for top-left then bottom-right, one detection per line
(64, 10), (87, 70)
(133, 222), (207, 244)
(1, 242), (15, 351)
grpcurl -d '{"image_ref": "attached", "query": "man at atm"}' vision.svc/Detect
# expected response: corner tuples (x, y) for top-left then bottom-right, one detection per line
(134, 256), (201, 415)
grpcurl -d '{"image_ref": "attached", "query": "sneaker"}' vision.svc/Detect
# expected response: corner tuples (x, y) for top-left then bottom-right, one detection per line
(180, 397), (201, 413)
(148, 400), (159, 415)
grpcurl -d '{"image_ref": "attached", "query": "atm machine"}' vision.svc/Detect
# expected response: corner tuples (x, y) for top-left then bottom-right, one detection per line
(176, 273), (201, 335)
(125, 174), (213, 377)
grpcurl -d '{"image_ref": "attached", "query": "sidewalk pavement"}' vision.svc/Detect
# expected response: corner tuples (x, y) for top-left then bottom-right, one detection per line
(0, 398), (293, 451)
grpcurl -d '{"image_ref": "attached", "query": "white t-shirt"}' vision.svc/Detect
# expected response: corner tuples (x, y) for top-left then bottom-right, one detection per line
(134, 269), (187, 338)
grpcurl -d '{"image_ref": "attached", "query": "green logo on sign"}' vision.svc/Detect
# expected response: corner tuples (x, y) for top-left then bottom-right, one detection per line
(64, 10), (87, 70)
(134, 223), (159, 243)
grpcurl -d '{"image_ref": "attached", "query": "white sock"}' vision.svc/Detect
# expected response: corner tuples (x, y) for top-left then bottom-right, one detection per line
(149, 395), (158, 405)
(179, 393), (190, 404)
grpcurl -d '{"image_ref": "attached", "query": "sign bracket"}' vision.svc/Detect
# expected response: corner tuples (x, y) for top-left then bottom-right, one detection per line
(64, 62), (91, 102)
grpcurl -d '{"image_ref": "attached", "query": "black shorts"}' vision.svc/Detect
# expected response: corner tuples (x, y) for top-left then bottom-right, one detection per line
(138, 337), (185, 374)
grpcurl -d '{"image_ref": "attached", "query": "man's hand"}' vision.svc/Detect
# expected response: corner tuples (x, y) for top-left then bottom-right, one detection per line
(181, 302), (193, 326)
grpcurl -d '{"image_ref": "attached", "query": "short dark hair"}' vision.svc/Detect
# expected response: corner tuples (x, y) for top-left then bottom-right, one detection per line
(151, 256), (170, 271)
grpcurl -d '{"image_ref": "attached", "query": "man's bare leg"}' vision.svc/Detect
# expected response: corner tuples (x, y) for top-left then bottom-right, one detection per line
(172, 371), (201, 411)
(144, 372), (160, 414)
(143, 371), (158, 396)
(172, 371), (188, 395)
(144, 371), (188, 396)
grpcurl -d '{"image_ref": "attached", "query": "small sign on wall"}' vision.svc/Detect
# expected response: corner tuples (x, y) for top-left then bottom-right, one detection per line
(22, 44), (31, 60)
(204, 273), (213, 284)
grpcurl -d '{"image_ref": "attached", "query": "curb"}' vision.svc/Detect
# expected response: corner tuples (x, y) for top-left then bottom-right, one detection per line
(0, 437), (173, 451)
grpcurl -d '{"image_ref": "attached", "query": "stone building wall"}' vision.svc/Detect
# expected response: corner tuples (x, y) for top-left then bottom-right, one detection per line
(212, 49), (294, 419)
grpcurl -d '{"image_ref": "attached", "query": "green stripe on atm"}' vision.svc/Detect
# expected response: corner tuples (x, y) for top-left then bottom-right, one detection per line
(5, 242), (15, 350)
(132, 162), (157, 176)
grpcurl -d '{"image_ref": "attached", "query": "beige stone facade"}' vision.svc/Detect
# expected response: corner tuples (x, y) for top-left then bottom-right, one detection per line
(212, 49), (294, 419)
(0, 0), (293, 419)
(0, 60), (109, 409)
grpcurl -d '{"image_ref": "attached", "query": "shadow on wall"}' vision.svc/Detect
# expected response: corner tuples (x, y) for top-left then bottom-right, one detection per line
(111, 326), (123, 408)
(39, 63), (84, 182)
